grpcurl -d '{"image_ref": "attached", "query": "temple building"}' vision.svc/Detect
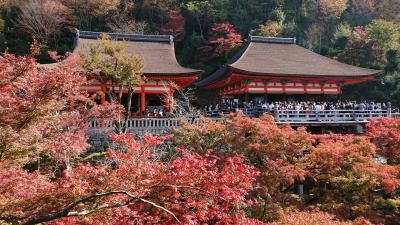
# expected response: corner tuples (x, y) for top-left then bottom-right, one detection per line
(197, 36), (382, 104)
(44, 30), (202, 115)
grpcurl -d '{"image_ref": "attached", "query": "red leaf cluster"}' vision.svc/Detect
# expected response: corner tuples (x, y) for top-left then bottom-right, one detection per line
(2, 52), (400, 224)
(0, 133), (261, 224)
(270, 209), (354, 225)
(172, 113), (400, 222)
(354, 25), (368, 38)
(159, 9), (185, 42)
(310, 135), (400, 194)
(367, 117), (400, 163)
(200, 23), (242, 58)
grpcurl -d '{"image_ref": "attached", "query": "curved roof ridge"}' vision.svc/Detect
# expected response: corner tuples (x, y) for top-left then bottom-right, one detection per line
(249, 35), (296, 44)
(77, 30), (173, 44)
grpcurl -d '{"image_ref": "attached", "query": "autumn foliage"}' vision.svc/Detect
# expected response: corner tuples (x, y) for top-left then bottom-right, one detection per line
(0, 134), (260, 224)
(0, 52), (86, 166)
(367, 117), (400, 164)
(159, 9), (186, 42)
(200, 23), (242, 58)
(0, 52), (264, 224)
(16, 0), (72, 44)
(319, 0), (349, 18)
(270, 209), (355, 225)
(172, 113), (400, 223)
(337, 25), (384, 68)
(1, 52), (400, 224)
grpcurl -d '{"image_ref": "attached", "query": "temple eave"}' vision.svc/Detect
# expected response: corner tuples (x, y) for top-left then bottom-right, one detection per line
(205, 72), (376, 89)
(228, 66), (381, 79)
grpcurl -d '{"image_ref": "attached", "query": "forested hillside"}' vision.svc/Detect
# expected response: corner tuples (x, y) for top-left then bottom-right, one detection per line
(0, 0), (399, 103)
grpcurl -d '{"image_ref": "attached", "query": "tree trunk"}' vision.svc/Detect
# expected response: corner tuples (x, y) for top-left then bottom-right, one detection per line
(118, 85), (123, 104)
(123, 88), (133, 133)
(196, 16), (204, 38)
(110, 82), (122, 134)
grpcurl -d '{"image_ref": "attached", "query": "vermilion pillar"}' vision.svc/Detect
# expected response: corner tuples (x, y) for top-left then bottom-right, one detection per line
(140, 86), (145, 113)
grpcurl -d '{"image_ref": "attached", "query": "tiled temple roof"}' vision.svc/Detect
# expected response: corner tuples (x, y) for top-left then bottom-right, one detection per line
(197, 36), (382, 87)
(40, 30), (202, 76)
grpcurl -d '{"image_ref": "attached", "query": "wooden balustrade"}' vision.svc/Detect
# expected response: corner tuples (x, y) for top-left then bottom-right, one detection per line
(275, 109), (390, 122)
(88, 117), (203, 134)
(88, 110), (394, 134)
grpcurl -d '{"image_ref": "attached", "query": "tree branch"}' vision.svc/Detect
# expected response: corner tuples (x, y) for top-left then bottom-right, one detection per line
(23, 190), (181, 225)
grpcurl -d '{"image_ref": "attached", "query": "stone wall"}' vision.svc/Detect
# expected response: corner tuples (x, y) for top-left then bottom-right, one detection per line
(87, 130), (113, 152)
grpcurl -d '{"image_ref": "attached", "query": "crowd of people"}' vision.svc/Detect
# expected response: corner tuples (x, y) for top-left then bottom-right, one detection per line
(204, 100), (392, 115)
(140, 100), (394, 118)
(261, 101), (390, 112)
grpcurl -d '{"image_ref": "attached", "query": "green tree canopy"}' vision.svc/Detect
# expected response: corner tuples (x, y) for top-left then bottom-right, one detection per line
(366, 19), (400, 53)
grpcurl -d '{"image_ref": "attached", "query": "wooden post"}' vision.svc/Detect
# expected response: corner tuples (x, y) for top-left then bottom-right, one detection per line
(140, 86), (145, 113)
(282, 81), (287, 101)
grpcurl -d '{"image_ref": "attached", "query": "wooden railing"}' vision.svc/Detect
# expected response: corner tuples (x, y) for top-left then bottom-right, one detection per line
(89, 117), (203, 135)
(275, 109), (390, 122)
(88, 110), (395, 134)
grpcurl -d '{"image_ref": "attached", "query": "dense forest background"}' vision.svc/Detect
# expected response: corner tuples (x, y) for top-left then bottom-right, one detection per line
(0, 0), (399, 104)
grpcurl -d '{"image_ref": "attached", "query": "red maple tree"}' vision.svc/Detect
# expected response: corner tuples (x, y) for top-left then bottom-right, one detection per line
(0, 49), (123, 168)
(159, 9), (186, 42)
(367, 117), (400, 164)
(0, 53), (262, 224)
(171, 113), (400, 223)
(0, 133), (261, 224)
(200, 23), (242, 58)
(2, 47), (400, 224)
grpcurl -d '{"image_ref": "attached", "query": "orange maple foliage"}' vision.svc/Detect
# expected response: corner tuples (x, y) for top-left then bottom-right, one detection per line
(367, 117), (400, 164)
(172, 113), (400, 223)
(0, 53), (263, 224)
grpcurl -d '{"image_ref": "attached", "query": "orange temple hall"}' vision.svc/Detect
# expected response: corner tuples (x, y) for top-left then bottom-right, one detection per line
(197, 36), (382, 102)
(47, 30), (202, 114)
